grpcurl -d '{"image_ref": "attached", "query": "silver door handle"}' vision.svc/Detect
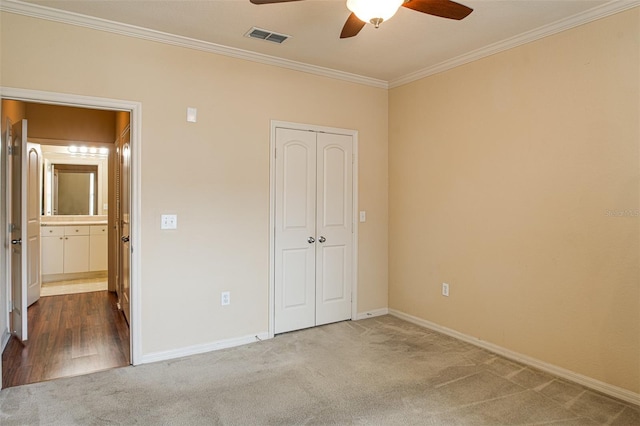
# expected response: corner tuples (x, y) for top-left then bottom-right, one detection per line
(11, 238), (21, 245)
(318, 236), (326, 243)
(121, 236), (130, 243)
(307, 237), (315, 244)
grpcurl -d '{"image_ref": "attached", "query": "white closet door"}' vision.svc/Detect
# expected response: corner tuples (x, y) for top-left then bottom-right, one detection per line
(315, 133), (353, 326)
(274, 128), (317, 334)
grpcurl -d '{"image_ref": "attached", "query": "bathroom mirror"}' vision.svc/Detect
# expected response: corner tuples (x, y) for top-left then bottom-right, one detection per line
(51, 163), (98, 215)
(41, 144), (108, 216)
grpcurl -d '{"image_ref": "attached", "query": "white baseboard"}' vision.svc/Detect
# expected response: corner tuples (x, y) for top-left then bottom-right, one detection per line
(140, 331), (270, 365)
(389, 309), (640, 406)
(356, 308), (389, 320)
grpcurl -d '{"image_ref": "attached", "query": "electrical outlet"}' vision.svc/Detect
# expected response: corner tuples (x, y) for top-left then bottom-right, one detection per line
(442, 283), (450, 297)
(221, 291), (230, 306)
(161, 214), (177, 230)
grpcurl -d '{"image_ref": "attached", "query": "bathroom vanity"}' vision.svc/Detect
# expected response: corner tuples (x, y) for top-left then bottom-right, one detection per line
(41, 217), (107, 283)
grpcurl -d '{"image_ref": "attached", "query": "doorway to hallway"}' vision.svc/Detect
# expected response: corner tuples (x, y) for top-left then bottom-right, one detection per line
(0, 89), (141, 388)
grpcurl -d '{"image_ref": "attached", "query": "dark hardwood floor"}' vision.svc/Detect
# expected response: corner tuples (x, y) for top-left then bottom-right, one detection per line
(2, 291), (130, 388)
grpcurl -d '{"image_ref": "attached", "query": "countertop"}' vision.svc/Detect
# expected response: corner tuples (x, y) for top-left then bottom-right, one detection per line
(41, 221), (107, 226)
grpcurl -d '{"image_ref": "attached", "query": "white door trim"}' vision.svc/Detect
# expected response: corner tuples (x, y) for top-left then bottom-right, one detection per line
(0, 86), (143, 366)
(269, 120), (358, 338)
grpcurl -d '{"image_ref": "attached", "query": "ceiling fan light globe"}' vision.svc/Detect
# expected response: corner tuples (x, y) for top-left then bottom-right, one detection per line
(346, 0), (404, 26)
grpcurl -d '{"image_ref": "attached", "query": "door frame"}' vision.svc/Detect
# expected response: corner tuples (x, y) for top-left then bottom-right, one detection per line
(0, 87), (143, 370)
(268, 120), (359, 339)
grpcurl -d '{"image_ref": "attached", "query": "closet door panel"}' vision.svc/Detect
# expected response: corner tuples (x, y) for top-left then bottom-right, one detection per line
(274, 128), (317, 334)
(315, 133), (353, 326)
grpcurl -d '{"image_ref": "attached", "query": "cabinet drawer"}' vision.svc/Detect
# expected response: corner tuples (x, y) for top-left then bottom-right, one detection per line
(64, 226), (90, 236)
(41, 226), (64, 237)
(90, 225), (108, 235)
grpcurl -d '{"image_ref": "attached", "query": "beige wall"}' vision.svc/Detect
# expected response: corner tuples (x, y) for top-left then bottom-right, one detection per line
(389, 9), (639, 393)
(25, 103), (116, 143)
(0, 12), (389, 354)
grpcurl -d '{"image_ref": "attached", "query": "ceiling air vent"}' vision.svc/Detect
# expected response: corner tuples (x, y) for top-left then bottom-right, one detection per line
(245, 27), (290, 44)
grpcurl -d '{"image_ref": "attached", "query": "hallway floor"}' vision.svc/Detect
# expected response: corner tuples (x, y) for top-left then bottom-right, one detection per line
(2, 291), (130, 388)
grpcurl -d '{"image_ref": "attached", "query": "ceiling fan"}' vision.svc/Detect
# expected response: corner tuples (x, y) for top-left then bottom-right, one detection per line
(249, 0), (473, 39)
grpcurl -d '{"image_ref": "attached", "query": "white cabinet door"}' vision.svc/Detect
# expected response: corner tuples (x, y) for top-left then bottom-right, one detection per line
(274, 128), (353, 334)
(63, 226), (89, 273)
(89, 225), (108, 271)
(41, 233), (64, 275)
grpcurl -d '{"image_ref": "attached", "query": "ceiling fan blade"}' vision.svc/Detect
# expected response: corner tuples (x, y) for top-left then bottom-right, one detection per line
(402, 0), (473, 20)
(340, 13), (366, 39)
(250, 0), (302, 4)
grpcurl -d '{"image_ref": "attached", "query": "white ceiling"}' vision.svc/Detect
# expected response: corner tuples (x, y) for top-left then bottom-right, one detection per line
(11, 0), (635, 84)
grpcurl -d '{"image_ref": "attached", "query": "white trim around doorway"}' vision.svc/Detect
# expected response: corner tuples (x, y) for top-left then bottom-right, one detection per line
(0, 87), (143, 366)
(268, 120), (359, 339)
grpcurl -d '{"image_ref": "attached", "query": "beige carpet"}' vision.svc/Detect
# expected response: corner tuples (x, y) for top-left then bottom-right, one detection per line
(0, 316), (637, 425)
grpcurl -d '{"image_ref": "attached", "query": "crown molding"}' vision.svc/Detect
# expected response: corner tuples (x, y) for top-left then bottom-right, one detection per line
(389, 0), (640, 88)
(2, 0), (637, 90)
(0, 0), (389, 89)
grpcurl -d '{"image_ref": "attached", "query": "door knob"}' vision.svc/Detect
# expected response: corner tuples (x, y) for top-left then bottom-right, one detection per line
(121, 236), (130, 243)
(318, 236), (326, 243)
(11, 238), (21, 245)
(307, 237), (315, 244)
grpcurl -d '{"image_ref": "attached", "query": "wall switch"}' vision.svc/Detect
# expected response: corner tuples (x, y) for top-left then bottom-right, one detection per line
(359, 211), (366, 222)
(221, 291), (230, 306)
(187, 107), (197, 123)
(161, 214), (177, 230)
(442, 283), (450, 297)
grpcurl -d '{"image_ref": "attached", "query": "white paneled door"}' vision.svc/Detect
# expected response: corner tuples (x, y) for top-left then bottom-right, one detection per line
(120, 133), (131, 326)
(9, 120), (41, 341)
(25, 140), (42, 307)
(275, 127), (353, 334)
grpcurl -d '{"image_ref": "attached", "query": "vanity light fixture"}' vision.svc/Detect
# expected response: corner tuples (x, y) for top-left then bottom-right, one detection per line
(67, 145), (110, 156)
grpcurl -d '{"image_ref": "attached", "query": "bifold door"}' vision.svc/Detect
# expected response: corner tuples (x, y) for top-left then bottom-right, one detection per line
(274, 127), (353, 334)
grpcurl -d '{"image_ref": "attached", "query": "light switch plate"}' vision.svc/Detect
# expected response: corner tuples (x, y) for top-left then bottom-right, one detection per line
(161, 214), (177, 230)
(359, 211), (366, 222)
(186, 107), (197, 123)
